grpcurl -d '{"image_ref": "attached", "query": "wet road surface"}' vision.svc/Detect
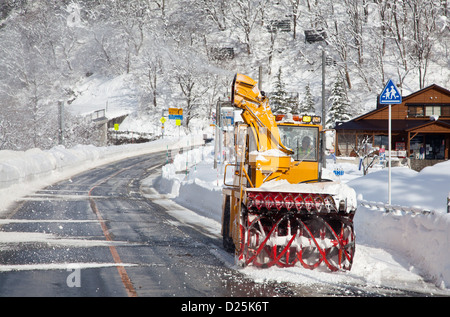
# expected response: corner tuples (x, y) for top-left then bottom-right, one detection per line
(0, 151), (304, 297)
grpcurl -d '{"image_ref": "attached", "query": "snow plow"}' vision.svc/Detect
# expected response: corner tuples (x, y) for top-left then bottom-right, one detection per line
(221, 74), (357, 271)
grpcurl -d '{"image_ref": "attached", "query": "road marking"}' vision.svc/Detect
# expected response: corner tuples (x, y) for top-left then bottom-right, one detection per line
(0, 231), (139, 247)
(0, 219), (100, 224)
(89, 198), (138, 297)
(87, 163), (146, 297)
(21, 194), (110, 201)
(0, 262), (138, 272)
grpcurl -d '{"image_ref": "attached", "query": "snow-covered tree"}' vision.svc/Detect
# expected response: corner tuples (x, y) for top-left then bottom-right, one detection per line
(195, 0), (231, 31)
(0, 0), (448, 150)
(229, 0), (268, 55)
(270, 67), (290, 114)
(327, 77), (352, 128)
(298, 83), (315, 114)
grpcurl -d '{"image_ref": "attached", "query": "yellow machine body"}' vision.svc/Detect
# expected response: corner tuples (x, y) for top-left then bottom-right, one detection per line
(221, 73), (356, 271)
(223, 74), (324, 251)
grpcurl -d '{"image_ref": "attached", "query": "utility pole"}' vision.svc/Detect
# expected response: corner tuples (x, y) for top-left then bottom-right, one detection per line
(321, 49), (327, 169)
(58, 100), (64, 145)
(258, 65), (262, 91)
(214, 99), (222, 169)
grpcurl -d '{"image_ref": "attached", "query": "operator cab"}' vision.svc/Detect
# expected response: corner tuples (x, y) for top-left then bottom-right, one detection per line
(276, 114), (322, 162)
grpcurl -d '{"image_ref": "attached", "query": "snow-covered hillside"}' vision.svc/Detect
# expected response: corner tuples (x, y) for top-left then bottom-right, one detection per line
(1, 1), (449, 151)
(69, 74), (138, 119)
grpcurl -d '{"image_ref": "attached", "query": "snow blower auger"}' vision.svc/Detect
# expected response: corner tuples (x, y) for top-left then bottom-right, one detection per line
(221, 74), (357, 271)
(238, 190), (355, 270)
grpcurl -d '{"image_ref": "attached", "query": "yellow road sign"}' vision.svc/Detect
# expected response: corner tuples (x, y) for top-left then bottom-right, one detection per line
(160, 117), (166, 124)
(168, 108), (183, 115)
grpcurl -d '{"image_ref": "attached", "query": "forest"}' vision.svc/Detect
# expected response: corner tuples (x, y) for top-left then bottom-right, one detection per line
(0, 0), (448, 150)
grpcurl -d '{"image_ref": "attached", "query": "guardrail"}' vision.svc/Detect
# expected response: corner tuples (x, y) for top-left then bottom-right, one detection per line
(359, 199), (435, 215)
(91, 109), (106, 121)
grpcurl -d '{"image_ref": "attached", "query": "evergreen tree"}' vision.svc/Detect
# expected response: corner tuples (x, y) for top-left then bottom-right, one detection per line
(270, 67), (291, 114)
(327, 77), (352, 128)
(298, 83), (315, 114)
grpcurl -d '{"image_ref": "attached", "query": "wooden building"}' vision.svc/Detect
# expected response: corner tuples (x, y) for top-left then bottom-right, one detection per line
(334, 84), (450, 162)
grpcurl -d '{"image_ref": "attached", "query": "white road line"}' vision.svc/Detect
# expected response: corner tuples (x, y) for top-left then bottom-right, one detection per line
(0, 262), (138, 272)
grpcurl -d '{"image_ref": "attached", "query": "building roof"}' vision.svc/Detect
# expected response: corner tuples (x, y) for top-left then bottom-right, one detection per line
(334, 83), (450, 132)
(405, 119), (450, 133)
(401, 84), (450, 102)
(345, 84), (450, 122)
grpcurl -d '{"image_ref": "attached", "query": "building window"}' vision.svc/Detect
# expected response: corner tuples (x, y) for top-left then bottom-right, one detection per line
(374, 135), (389, 148)
(408, 105), (424, 117)
(425, 105), (441, 116)
(337, 132), (355, 156)
(442, 106), (450, 117)
(407, 104), (450, 117)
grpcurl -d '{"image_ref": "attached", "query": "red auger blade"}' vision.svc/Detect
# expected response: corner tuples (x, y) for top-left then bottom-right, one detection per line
(237, 212), (355, 271)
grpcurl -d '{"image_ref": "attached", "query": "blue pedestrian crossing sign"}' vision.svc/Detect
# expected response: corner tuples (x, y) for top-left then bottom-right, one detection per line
(379, 79), (402, 104)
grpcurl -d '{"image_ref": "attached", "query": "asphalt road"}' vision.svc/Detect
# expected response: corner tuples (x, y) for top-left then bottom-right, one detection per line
(0, 150), (295, 297)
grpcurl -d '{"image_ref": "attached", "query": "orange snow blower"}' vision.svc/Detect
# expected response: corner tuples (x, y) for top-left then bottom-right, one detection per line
(221, 74), (357, 271)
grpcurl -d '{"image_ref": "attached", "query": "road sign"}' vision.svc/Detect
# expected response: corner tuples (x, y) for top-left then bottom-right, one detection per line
(114, 123), (119, 131)
(168, 108), (183, 115)
(221, 107), (235, 126)
(168, 108), (183, 120)
(160, 117), (166, 124)
(379, 79), (402, 104)
(379, 79), (402, 206)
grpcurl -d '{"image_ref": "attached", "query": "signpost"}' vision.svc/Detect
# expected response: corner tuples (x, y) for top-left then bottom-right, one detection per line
(160, 116), (166, 138)
(379, 79), (402, 206)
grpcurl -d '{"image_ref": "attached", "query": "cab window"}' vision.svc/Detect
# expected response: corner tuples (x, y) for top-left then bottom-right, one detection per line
(278, 125), (319, 162)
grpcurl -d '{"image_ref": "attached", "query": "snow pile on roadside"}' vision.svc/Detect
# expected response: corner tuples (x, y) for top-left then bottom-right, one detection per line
(348, 162), (450, 289)
(157, 145), (227, 222)
(154, 146), (450, 290)
(349, 161), (450, 214)
(0, 135), (203, 213)
(355, 203), (450, 290)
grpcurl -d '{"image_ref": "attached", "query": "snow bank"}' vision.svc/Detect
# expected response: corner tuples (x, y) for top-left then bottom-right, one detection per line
(0, 135), (203, 213)
(355, 204), (450, 289)
(348, 161), (450, 289)
(156, 146), (225, 222)
(154, 147), (450, 290)
(348, 161), (450, 213)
